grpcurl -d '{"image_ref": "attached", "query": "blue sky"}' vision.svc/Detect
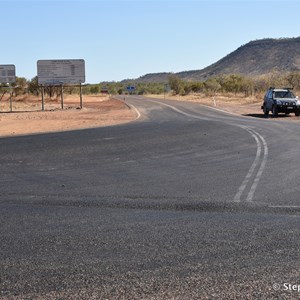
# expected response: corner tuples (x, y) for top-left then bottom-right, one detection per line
(1, 0), (300, 83)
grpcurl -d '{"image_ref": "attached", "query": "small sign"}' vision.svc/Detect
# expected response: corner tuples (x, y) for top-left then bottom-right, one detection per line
(126, 86), (135, 91)
(37, 59), (85, 85)
(0, 65), (16, 84)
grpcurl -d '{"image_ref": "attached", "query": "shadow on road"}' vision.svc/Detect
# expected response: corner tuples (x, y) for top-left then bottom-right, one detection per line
(243, 113), (292, 119)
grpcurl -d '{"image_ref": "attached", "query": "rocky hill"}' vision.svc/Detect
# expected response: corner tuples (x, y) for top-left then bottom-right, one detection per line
(134, 37), (300, 83)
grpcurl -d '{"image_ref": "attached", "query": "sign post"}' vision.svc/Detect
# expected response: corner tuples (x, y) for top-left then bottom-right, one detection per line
(37, 59), (85, 110)
(126, 85), (135, 94)
(80, 83), (83, 109)
(10, 88), (13, 112)
(0, 65), (16, 113)
(0, 65), (16, 84)
(41, 86), (45, 111)
(61, 84), (64, 110)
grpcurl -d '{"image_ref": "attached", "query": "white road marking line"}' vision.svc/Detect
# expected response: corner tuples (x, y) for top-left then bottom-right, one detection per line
(147, 96), (250, 118)
(233, 127), (268, 202)
(269, 206), (300, 209)
(140, 99), (269, 203)
(128, 104), (141, 120)
(147, 100), (210, 120)
(246, 130), (268, 201)
(233, 129), (262, 202)
(103, 137), (116, 140)
(123, 160), (136, 164)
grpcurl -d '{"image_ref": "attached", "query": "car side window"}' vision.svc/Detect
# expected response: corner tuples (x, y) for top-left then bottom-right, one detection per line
(268, 91), (273, 99)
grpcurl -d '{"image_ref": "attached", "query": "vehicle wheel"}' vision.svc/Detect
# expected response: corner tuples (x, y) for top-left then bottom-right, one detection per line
(272, 105), (278, 118)
(295, 110), (300, 116)
(263, 105), (269, 117)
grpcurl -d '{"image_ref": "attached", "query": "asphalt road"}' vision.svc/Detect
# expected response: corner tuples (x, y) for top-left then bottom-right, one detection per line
(1, 96), (300, 299)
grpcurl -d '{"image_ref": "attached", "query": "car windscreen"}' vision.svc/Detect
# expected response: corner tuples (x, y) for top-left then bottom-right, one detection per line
(274, 91), (295, 98)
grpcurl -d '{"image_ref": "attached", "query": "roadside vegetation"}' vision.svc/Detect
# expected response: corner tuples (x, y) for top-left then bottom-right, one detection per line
(1, 72), (300, 100)
(167, 72), (300, 98)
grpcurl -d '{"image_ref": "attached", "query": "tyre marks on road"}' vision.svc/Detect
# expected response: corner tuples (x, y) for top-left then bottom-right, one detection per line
(233, 127), (268, 202)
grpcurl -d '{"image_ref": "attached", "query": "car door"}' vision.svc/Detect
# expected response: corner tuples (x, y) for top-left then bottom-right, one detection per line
(266, 90), (273, 110)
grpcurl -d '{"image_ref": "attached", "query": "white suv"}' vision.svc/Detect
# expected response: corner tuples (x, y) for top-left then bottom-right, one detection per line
(262, 88), (300, 117)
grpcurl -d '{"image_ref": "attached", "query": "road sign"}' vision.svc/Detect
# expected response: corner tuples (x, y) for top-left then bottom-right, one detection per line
(126, 86), (135, 91)
(37, 59), (85, 85)
(0, 65), (16, 84)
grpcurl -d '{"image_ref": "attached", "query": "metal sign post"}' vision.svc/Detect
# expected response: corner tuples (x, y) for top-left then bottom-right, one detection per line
(41, 85), (45, 111)
(80, 83), (83, 109)
(61, 84), (64, 110)
(9, 88), (12, 112)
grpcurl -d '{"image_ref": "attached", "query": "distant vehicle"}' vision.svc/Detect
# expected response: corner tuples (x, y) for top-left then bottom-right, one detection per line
(261, 87), (300, 117)
(101, 87), (109, 94)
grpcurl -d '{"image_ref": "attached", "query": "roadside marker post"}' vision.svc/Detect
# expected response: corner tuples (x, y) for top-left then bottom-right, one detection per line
(213, 97), (217, 106)
(164, 84), (170, 99)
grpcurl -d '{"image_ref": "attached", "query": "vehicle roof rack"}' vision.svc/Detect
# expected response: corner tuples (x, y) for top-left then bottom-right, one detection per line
(283, 87), (293, 90)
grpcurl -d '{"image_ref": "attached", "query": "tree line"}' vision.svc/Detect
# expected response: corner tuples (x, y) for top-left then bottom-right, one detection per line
(168, 72), (300, 97)
(0, 77), (165, 98)
(2, 72), (300, 99)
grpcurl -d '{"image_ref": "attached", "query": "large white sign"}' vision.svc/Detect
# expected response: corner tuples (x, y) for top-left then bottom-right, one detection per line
(0, 65), (16, 84)
(37, 59), (85, 85)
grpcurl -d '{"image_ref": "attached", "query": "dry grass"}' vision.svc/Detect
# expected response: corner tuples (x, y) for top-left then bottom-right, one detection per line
(0, 94), (110, 112)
